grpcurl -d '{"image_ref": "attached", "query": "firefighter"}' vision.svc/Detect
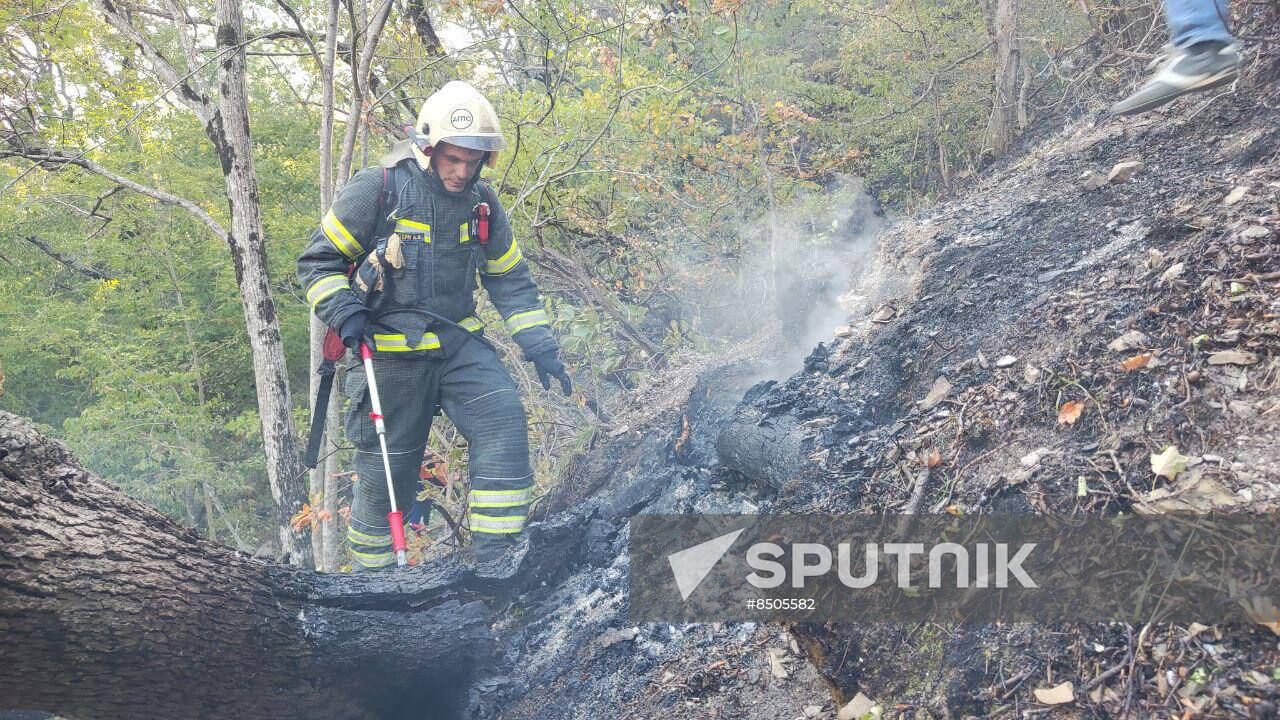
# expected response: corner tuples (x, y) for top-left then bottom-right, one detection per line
(298, 80), (572, 571)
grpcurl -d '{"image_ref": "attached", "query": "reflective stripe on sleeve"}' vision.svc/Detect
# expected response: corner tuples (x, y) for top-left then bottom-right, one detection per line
(468, 513), (525, 534)
(468, 486), (534, 508)
(504, 308), (550, 335)
(306, 274), (351, 308)
(484, 239), (523, 275)
(322, 209), (362, 259)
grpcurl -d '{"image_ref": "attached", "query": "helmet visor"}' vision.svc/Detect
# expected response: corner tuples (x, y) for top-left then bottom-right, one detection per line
(439, 134), (505, 152)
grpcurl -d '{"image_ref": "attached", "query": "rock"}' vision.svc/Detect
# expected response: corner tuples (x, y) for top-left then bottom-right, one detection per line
(1207, 350), (1259, 366)
(919, 376), (952, 410)
(1037, 269), (1068, 283)
(1147, 248), (1165, 268)
(1107, 160), (1145, 184)
(995, 354), (1018, 368)
(1023, 365), (1042, 383)
(1223, 186), (1249, 205)
(1020, 448), (1054, 467)
(1079, 170), (1107, 191)
(834, 325), (853, 337)
(1107, 330), (1150, 352)
(803, 705), (823, 718)
(836, 692), (875, 720)
(870, 305), (896, 323)
(1241, 225), (1272, 239)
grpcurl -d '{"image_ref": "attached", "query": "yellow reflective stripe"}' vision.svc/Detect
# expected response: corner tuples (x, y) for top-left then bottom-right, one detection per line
(485, 239), (523, 275)
(459, 222), (471, 244)
(347, 526), (391, 547)
(459, 316), (484, 332)
(306, 274), (350, 308)
(395, 219), (431, 236)
(351, 549), (395, 567)
(372, 332), (442, 352)
(469, 487), (534, 508)
(322, 210), (361, 259)
(469, 513), (526, 533)
(505, 308), (550, 335)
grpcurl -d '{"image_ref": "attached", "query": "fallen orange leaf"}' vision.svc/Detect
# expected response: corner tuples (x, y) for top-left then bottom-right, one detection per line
(1121, 352), (1154, 371)
(1058, 400), (1084, 425)
(926, 448), (942, 467)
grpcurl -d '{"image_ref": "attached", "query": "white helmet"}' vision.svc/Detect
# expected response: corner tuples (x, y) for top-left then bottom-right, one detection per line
(411, 81), (504, 169)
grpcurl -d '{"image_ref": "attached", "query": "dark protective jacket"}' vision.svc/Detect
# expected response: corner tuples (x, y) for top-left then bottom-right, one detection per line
(297, 140), (557, 359)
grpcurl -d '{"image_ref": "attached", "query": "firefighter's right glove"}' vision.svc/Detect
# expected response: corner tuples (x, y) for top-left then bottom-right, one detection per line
(339, 311), (370, 351)
(531, 350), (573, 396)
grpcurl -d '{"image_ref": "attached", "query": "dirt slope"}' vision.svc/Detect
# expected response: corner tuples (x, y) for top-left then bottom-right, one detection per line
(469, 63), (1280, 720)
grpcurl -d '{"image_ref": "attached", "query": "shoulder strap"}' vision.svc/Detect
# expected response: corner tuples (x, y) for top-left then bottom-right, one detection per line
(373, 164), (401, 239)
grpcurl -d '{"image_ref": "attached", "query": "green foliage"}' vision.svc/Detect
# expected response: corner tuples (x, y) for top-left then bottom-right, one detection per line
(1, 0), (1122, 542)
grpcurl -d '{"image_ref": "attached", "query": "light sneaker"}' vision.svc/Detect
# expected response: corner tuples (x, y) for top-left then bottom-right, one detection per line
(1110, 41), (1240, 116)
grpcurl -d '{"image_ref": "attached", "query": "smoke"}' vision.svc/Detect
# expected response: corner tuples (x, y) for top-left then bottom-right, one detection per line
(693, 175), (888, 380)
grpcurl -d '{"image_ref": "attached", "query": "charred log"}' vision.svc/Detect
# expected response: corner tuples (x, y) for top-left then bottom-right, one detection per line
(0, 411), (587, 720)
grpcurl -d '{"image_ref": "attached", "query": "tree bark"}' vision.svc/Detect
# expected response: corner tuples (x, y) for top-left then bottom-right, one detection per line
(982, 0), (1020, 156)
(95, 0), (311, 565)
(212, 0), (311, 566)
(0, 411), (588, 719)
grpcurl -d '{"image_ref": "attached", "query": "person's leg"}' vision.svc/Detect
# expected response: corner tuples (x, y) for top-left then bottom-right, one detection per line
(438, 338), (535, 564)
(1165, 0), (1235, 47)
(1110, 0), (1240, 116)
(344, 355), (441, 570)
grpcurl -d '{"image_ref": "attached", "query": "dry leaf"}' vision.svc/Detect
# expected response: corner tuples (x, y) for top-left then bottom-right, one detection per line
(1033, 681), (1075, 705)
(767, 648), (790, 679)
(1160, 262), (1185, 284)
(926, 448), (942, 467)
(1223, 185), (1249, 205)
(995, 355), (1019, 368)
(1107, 330), (1150, 352)
(920, 376), (952, 410)
(1058, 401), (1084, 425)
(1150, 446), (1190, 480)
(1239, 596), (1280, 636)
(1141, 468), (1242, 513)
(1121, 352), (1154, 371)
(1207, 350), (1259, 366)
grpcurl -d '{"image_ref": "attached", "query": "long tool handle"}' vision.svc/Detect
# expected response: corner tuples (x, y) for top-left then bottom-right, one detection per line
(360, 343), (408, 567)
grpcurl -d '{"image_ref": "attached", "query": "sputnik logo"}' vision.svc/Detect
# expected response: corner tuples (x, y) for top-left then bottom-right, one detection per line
(667, 528), (745, 600)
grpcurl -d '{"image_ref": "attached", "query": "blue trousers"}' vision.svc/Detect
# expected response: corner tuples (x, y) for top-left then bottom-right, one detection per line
(1166, 0), (1235, 47)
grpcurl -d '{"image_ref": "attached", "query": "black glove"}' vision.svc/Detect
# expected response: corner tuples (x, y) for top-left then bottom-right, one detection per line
(338, 311), (369, 351)
(530, 350), (572, 396)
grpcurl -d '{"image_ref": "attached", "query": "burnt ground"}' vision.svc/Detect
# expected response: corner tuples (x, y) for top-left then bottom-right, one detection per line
(460, 57), (1280, 720)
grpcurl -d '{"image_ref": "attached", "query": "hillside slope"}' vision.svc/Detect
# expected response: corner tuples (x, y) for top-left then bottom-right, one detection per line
(472, 52), (1280, 720)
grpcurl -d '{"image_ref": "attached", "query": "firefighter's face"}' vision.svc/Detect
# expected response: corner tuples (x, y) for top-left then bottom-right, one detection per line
(431, 142), (485, 192)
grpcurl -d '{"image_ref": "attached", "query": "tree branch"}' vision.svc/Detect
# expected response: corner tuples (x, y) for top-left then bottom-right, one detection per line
(23, 236), (116, 281)
(97, 0), (215, 123)
(4, 146), (228, 239)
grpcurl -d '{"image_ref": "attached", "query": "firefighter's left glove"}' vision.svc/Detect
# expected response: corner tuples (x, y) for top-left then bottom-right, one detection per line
(531, 350), (572, 396)
(339, 311), (370, 351)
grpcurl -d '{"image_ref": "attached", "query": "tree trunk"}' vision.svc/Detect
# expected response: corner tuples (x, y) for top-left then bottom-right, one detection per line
(0, 411), (588, 719)
(211, 0), (310, 566)
(983, 0), (1020, 156)
(307, 0), (343, 571)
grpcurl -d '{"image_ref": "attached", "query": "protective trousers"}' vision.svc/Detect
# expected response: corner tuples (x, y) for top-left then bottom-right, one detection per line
(343, 337), (534, 569)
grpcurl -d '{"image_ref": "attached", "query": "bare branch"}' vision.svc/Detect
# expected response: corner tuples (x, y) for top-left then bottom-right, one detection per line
(23, 235), (116, 280)
(3, 145), (228, 239)
(97, 0), (215, 123)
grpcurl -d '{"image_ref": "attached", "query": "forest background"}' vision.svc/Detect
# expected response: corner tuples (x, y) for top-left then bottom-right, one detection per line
(0, 0), (1222, 567)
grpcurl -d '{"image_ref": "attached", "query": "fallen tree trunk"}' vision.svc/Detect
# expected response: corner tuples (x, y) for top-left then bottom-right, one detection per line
(0, 411), (586, 720)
